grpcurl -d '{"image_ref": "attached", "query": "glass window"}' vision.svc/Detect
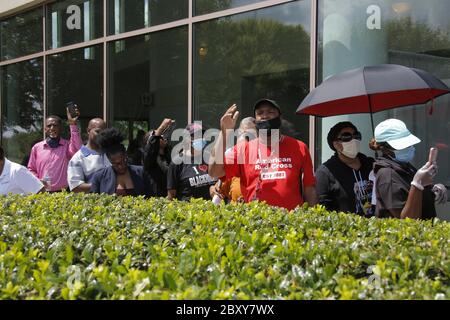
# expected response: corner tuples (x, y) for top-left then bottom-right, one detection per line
(0, 8), (43, 61)
(46, 0), (103, 49)
(109, 27), (188, 147)
(47, 45), (103, 141)
(195, 0), (264, 16)
(1, 59), (43, 164)
(194, 1), (311, 142)
(107, 0), (188, 35)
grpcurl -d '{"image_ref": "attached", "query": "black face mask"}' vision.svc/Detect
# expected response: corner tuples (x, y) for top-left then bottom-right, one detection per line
(46, 137), (60, 149)
(255, 117), (282, 132)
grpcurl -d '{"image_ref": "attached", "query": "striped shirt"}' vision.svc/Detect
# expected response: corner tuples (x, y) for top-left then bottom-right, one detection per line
(68, 146), (110, 191)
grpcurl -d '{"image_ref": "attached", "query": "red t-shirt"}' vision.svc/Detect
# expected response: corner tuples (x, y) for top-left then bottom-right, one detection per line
(224, 136), (316, 210)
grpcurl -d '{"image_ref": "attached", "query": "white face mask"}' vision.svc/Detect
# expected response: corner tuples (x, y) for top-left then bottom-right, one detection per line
(340, 139), (361, 159)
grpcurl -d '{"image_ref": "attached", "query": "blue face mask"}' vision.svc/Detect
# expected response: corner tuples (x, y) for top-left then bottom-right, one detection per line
(46, 137), (60, 149)
(192, 139), (207, 151)
(394, 146), (415, 163)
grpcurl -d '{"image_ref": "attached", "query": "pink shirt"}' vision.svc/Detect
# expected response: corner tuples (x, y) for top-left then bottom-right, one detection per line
(27, 125), (82, 191)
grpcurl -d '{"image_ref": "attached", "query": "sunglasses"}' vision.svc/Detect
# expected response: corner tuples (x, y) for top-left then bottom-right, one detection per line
(336, 131), (362, 142)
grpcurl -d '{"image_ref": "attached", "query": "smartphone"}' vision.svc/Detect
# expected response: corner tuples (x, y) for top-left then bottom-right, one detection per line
(162, 120), (176, 139)
(66, 101), (79, 118)
(429, 147), (438, 163)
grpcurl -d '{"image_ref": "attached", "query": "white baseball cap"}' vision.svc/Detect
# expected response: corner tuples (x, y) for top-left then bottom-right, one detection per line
(374, 119), (421, 150)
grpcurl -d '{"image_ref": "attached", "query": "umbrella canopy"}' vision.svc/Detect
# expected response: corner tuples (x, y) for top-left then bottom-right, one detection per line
(297, 64), (450, 117)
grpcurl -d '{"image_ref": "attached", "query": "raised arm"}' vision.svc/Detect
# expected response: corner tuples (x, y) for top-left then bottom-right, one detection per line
(144, 119), (174, 170)
(400, 162), (436, 219)
(208, 104), (239, 178)
(66, 107), (83, 158)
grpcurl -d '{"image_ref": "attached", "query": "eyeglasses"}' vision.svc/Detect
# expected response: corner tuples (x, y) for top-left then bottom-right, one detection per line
(336, 131), (362, 142)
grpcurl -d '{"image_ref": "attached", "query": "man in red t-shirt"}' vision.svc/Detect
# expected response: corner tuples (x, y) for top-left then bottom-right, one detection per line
(209, 99), (317, 210)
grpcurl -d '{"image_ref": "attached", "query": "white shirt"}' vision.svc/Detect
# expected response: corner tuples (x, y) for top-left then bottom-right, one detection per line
(0, 158), (43, 195)
(67, 146), (111, 191)
(369, 170), (377, 205)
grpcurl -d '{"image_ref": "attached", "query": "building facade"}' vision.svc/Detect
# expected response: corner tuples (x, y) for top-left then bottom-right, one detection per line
(1, 0), (450, 216)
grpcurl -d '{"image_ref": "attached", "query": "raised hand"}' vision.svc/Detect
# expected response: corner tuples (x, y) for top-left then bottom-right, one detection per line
(67, 106), (80, 125)
(412, 161), (437, 190)
(155, 118), (175, 136)
(220, 104), (239, 132)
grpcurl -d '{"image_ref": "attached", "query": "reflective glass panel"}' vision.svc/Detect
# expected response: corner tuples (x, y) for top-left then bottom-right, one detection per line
(109, 27), (188, 148)
(195, 0), (264, 16)
(194, 1), (311, 142)
(107, 0), (188, 35)
(1, 59), (43, 164)
(47, 45), (103, 141)
(46, 0), (103, 49)
(0, 8), (43, 61)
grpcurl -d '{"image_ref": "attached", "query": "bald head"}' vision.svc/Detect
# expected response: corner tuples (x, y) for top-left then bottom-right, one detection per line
(88, 118), (106, 130)
(87, 118), (106, 148)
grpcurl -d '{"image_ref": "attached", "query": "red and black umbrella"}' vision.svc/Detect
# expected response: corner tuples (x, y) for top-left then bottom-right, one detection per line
(296, 64), (450, 128)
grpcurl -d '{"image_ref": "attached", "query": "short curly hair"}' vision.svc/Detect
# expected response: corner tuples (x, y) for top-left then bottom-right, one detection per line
(96, 128), (126, 156)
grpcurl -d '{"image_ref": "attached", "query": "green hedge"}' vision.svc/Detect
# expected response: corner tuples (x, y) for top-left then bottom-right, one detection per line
(0, 193), (449, 300)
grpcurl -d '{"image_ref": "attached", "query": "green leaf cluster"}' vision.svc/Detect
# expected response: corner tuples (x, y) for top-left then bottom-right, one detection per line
(0, 193), (449, 299)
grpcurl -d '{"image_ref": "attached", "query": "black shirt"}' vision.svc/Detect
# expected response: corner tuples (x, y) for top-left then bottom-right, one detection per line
(167, 155), (216, 201)
(315, 153), (374, 216)
(373, 156), (436, 219)
(143, 135), (171, 197)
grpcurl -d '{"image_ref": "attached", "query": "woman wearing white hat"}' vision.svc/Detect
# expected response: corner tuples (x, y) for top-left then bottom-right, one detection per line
(370, 119), (447, 219)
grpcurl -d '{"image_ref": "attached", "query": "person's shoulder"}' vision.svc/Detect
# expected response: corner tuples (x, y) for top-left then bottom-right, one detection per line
(359, 153), (375, 164)
(32, 140), (45, 149)
(59, 137), (70, 145)
(69, 149), (83, 162)
(315, 158), (335, 175)
(315, 164), (328, 180)
(92, 166), (112, 177)
(282, 136), (311, 158)
(9, 160), (28, 174)
(129, 165), (145, 174)
(283, 136), (309, 149)
(315, 163), (328, 173)
(9, 161), (36, 181)
(375, 166), (394, 183)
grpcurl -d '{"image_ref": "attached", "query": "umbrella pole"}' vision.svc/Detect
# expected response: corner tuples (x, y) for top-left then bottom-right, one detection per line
(368, 96), (377, 159)
(368, 95), (375, 134)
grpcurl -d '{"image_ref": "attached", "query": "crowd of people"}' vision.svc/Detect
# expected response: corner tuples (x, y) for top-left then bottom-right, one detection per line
(0, 99), (447, 220)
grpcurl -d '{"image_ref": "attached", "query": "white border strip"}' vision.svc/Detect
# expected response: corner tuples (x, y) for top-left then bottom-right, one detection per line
(309, 0), (318, 163)
(188, 0), (193, 123)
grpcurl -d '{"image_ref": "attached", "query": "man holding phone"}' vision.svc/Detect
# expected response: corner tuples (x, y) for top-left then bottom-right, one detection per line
(27, 106), (83, 192)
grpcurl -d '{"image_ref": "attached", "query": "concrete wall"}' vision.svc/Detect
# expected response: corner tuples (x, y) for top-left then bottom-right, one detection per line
(0, 0), (46, 18)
